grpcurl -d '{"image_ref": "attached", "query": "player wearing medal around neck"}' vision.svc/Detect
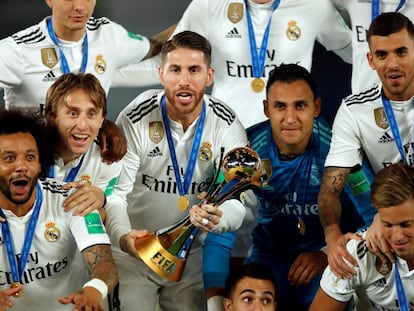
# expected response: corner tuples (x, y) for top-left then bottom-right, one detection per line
(43, 72), (122, 221)
(0, 110), (118, 311)
(0, 0), (175, 164)
(205, 63), (372, 311)
(103, 31), (249, 311)
(317, 12), (414, 281)
(311, 162), (414, 311)
(331, 0), (414, 93)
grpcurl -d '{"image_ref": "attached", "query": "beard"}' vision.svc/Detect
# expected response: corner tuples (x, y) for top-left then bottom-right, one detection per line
(0, 175), (38, 205)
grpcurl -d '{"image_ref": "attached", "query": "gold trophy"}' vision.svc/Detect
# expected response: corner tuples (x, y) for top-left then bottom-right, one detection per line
(134, 146), (264, 282)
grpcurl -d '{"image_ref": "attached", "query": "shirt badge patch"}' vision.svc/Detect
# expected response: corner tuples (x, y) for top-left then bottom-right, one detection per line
(149, 121), (164, 144)
(95, 54), (107, 74)
(84, 213), (105, 234)
(375, 256), (392, 276)
(286, 20), (301, 41)
(41, 48), (58, 68)
(80, 174), (92, 186)
(198, 142), (213, 162)
(44, 221), (61, 242)
(374, 107), (389, 129)
(228, 3), (244, 24)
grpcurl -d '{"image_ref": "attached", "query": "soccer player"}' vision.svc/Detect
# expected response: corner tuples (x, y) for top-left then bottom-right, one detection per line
(104, 31), (249, 311)
(0, 110), (118, 311)
(310, 162), (414, 311)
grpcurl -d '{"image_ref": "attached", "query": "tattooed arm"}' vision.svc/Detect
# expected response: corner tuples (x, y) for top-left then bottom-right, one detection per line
(318, 167), (361, 279)
(58, 244), (118, 310)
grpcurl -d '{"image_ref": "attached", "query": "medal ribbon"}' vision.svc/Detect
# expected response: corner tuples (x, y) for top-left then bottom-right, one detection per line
(244, 0), (281, 78)
(0, 182), (43, 284)
(161, 95), (206, 197)
(46, 17), (88, 74)
(381, 92), (409, 164)
(394, 261), (409, 311)
(371, 0), (406, 20)
(47, 154), (86, 182)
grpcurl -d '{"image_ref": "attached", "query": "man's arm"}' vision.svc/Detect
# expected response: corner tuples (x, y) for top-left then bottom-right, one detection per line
(58, 244), (118, 309)
(309, 288), (347, 311)
(146, 24), (177, 59)
(318, 166), (360, 278)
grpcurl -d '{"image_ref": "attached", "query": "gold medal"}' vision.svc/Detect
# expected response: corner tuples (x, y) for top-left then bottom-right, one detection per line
(177, 196), (189, 211)
(10, 282), (23, 298)
(297, 219), (306, 235)
(251, 78), (265, 93)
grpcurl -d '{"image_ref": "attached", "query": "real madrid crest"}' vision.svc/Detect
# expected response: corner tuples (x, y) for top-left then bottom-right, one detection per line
(198, 142), (213, 162)
(95, 54), (107, 74)
(228, 3), (244, 24)
(80, 174), (92, 186)
(44, 221), (61, 242)
(149, 121), (164, 144)
(286, 20), (301, 41)
(41, 48), (58, 68)
(374, 107), (389, 129)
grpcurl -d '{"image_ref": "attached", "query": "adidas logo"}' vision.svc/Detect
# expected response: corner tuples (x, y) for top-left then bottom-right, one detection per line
(226, 28), (241, 38)
(372, 278), (387, 288)
(148, 146), (162, 157)
(378, 132), (394, 143)
(42, 71), (57, 82)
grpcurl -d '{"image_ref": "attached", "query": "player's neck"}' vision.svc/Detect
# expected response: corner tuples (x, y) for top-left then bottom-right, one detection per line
(0, 189), (37, 217)
(52, 19), (86, 42)
(56, 146), (82, 166)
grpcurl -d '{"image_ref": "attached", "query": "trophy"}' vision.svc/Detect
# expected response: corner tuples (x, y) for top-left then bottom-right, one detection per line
(134, 146), (264, 282)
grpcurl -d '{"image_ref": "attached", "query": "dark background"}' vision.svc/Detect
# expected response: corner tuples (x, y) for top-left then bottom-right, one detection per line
(0, 1), (351, 123)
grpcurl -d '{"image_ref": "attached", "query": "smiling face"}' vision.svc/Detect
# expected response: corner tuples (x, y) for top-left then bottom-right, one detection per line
(379, 199), (414, 263)
(367, 28), (414, 101)
(48, 88), (104, 164)
(0, 133), (40, 212)
(263, 79), (321, 156)
(159, 48), (214, 131)
(45, 0), (96, 41)
(224, 276), (276, 311)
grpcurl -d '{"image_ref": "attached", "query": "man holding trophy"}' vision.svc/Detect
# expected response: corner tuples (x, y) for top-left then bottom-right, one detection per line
(104, 31), (250, 311)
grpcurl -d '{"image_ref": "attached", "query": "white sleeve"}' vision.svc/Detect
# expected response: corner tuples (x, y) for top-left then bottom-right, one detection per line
(211, 199), (246, 233)
(0, 37), (25, 89)
(104, 195), (132, 248)
(316, 0), (352, 63)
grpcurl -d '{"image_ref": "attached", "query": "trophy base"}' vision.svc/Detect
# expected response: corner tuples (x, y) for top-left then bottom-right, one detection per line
(135, 234), (186, 282)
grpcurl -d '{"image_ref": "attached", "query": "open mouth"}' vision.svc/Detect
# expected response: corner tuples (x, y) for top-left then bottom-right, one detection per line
(11, 179), (30, 195)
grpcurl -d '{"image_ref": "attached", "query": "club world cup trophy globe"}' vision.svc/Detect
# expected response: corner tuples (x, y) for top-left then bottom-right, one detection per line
(134, 146), (264, 282)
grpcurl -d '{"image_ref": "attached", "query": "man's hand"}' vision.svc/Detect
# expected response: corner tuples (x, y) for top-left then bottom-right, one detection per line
(365, 213), (395, 264)
(61, 181), (105, 216)
(288, 251), (328, 286)
(120, 229), (150, 259)
(325, 227), (361, 279)
(58, 287), (103, 311)
(99, 119), (127, 164)
(0, 285), (22, 311)
(189, 202), (223, 232)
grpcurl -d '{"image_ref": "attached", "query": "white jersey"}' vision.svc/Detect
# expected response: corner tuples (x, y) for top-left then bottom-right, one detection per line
(115, 0), (352, 128)
(0, 179), (110, 311)
(325, 84), (414, 173)
(52, 141), (122, 196)
(331, 0), (414, 93)
(319, 238), (414, 310)
(0, 17), (150, 113)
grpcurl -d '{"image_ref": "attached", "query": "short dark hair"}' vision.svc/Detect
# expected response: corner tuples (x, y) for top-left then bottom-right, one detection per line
(161, 30), (212, 67)
(0, 109), (54, 178)
(367, 12), (414, 45)
(224, 262), (276, 299)
(266, 63), (317, 98)
(371, 162), (414, 209)
(45, 72), (107, 118)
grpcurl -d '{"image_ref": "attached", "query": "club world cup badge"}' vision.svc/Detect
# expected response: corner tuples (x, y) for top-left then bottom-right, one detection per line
(41, 48), (58, 68)
(44, 221), (61, 242)
(374, 107), (389, 129)
(198, 142), (213, 162)
(228, 3), (244, 24)
(149, 121), (164, 143)
(375, 256), (392, 275)
(95, 54), (107, 74)
(286, 20), (301, 41)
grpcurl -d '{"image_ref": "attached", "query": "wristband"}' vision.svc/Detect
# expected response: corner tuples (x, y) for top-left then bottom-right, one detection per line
(83, 278), (108, 298)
